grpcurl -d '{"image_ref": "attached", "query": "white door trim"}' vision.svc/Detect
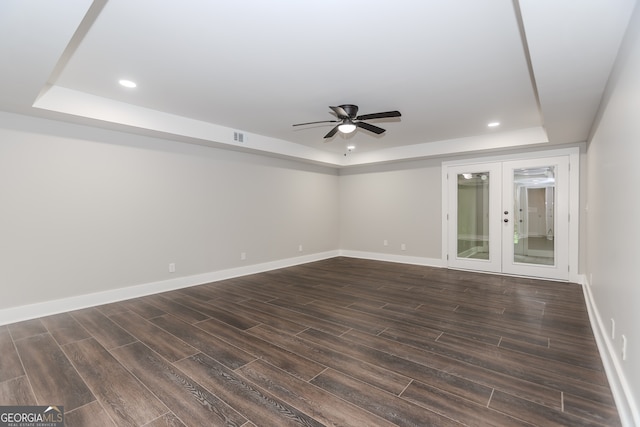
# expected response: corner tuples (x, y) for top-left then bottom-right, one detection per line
(441, 147), (580, 282)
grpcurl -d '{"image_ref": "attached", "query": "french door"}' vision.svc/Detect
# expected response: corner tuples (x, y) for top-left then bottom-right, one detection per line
(445, 155), (572, 281)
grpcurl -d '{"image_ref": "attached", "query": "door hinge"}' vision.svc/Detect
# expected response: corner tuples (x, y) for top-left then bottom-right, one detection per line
(447, 213), (449, 220)
(446, 254), (449, 260)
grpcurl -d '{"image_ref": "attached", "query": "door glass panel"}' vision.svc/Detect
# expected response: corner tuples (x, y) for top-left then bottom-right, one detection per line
(457, 172), (490, 260)
(513, 166), (555, 266)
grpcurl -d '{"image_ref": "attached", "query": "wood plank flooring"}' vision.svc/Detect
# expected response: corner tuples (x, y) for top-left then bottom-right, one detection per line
(0, 257), (621, 426)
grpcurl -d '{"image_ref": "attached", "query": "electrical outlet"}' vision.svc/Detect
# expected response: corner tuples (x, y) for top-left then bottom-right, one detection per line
(240, 252), (246, 261)
(401, 243), (406, 251)
(383, 240), (388, 246)
(298, 244), (303, 252)
(622, 335), (627, 361)
(168, 263), (175, 273)
(611, 318), (615, 339)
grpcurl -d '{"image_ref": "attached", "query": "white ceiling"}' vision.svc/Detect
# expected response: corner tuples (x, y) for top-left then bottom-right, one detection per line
(0, 0), (636, 166)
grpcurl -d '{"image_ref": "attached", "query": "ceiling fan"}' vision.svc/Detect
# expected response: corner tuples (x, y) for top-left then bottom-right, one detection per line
(292, 104), (401, 139)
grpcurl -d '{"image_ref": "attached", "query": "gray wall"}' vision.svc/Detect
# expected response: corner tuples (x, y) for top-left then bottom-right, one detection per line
(586, 1), (640, 421)
(0, 112), (339, 309)
(339, 159), (443, 259)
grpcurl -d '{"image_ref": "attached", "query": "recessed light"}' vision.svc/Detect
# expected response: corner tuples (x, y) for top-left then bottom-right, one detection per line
(347, 145), (356, 151)
(118, 79), (137, 88)
(488, 122), (500, 127)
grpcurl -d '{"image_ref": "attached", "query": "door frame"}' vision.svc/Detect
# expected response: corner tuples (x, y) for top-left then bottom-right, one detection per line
(441, 147), (580, 282)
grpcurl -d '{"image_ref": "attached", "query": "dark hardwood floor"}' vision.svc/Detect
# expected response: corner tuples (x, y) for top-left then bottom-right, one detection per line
(0, 257), (620, 426)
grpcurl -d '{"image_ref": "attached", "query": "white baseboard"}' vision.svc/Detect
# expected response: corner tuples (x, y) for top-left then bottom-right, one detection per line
(339, 250), (446, 268)
(0, 250), (442, 326)
(0, 250), (339, 326)
(581, 275), (638, 427)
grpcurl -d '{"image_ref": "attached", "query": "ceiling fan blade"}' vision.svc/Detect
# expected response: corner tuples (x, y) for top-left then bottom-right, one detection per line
(292, 120), (338, 126)
(355, 111), (401, 121)
(323, 125), (340, 139)
(330, 106), (350, 119)
(357, 121), (386, 135)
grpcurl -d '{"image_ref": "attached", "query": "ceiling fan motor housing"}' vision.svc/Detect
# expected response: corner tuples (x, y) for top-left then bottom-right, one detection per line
(338, 104), (359, 118)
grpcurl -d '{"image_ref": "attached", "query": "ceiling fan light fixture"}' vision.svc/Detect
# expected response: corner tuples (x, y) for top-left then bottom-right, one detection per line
(338, 120), (356, 134)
